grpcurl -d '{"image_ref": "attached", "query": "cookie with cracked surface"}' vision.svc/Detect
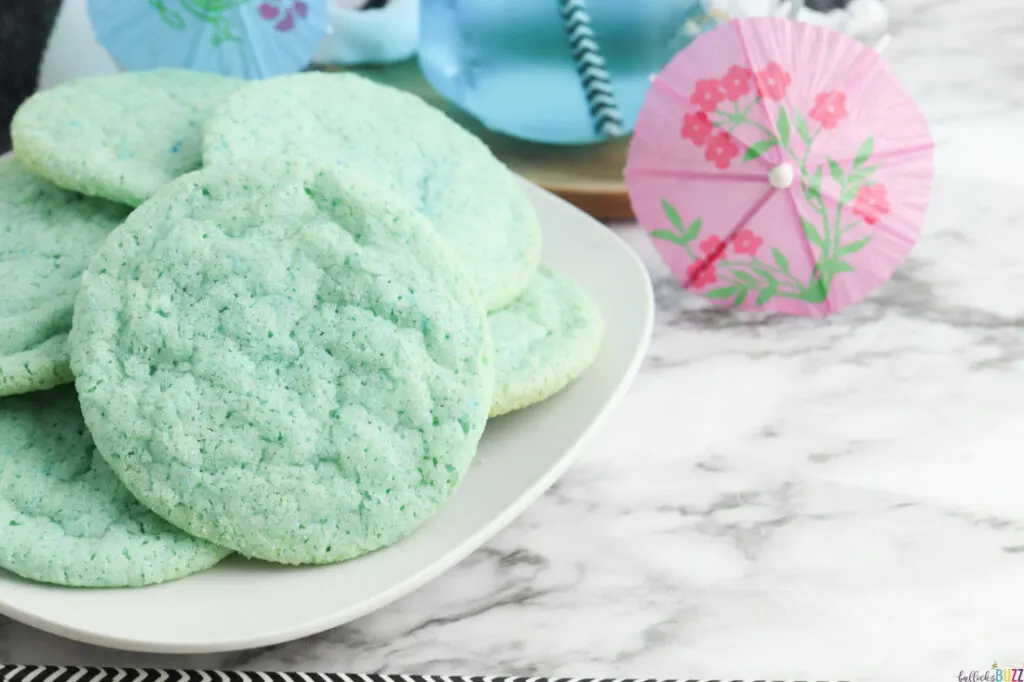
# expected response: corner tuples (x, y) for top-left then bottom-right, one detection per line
(0, 387), (230, 587)
(70, 157), (495, 565)
(11, 69), (243, 206)
(202, 71), (541, 311)
(489, 268), (604, 417)
(0, 155), (129, 398)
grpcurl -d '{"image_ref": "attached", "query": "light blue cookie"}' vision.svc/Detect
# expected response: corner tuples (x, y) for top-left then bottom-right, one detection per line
(11, 69), (243, 206)
(202, 72), (542, 311)
(70, 157), (495, 565)
(0, 155), (129, 398)
(489, 268), (604, 417)
(0, 387), (230, 587)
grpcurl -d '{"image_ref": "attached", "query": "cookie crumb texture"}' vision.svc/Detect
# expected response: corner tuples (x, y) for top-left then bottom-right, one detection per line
(489, 268), (604, 417)
(0, 387), (230, 587)
(0, 156), (129, 398)
(70, 158), (494, 565)
(203, 72), (542, 311)
(11, 69), (243, 206)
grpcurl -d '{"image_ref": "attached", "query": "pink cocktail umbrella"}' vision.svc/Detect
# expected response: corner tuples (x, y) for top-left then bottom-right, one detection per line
(625, 17), (933, 316)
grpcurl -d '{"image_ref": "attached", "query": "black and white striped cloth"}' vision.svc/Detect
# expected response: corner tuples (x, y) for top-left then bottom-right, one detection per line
(557, 0), (624, 139)
(0, 665), (851, 682)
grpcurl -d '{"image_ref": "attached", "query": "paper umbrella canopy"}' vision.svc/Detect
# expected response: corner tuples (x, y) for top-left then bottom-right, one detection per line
(625, 16), (934, 316)
(88, 0), (330, 79)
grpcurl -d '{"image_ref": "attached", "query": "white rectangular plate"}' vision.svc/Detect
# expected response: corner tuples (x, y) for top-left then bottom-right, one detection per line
(0, 180), (654, 654)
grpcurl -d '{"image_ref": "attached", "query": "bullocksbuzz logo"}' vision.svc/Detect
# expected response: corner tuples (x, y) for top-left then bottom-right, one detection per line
(958, 662), (1024, 681)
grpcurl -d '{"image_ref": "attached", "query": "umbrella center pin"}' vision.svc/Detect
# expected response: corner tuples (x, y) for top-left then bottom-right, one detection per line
(768, 162), (796, 189)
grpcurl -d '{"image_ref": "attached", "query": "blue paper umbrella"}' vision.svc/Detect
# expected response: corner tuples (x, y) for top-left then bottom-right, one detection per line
(88, 0), (329, 79)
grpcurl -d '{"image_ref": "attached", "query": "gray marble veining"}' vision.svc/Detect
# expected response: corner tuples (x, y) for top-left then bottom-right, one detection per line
(2, 1), (1021, 680)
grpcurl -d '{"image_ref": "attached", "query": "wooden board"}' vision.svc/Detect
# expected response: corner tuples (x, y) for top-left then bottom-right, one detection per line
(317, 60), (633, 221)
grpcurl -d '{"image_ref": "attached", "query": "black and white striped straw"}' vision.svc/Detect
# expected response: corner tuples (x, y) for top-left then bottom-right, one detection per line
(0, 665), (851, 682)
(558, 0), (625, 139)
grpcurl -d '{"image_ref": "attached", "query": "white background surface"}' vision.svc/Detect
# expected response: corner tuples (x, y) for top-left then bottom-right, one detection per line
(4, 0), (1022, 680)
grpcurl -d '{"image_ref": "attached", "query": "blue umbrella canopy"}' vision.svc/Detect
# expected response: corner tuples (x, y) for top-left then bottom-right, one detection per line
(88, 0), (329, 79)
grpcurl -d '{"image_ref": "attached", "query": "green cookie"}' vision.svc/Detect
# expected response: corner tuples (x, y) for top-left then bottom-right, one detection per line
(489, 268), (604, 417)
(0, 387), (230, 588)
(0, 155), (129, 398)
(11, 69), (243, 206)
(203, 72), (541, 311)
(71, 157), (495, 565)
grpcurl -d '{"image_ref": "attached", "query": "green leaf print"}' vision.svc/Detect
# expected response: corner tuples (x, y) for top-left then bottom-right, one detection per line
(650, 230), (689, 247)
(734, 271), (758, 287)
(795, 113), (812, 146)
(817, 259), (855, 277)
(756, 283), (779, 306)
(772, 248), (790, 273)
(751, 264), (777, 284)
(705, 286), (740, 299)
(854, 137), (875, 168)
(744, 139), (778, 162)
(847, 165), (879, 186)
(801, 218), (825, 248)
(682, 218), (702, 244)
(777, 107), (792, 147)
(828, 158), (844, 186)
(807, 167), (824, 203)
(838, 236), (873, 256)
(661, 199), (684, 232)
(801, 279), (828, 303)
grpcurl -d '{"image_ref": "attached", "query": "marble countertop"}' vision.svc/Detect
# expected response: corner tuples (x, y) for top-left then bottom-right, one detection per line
(3, 1), (1020, 680)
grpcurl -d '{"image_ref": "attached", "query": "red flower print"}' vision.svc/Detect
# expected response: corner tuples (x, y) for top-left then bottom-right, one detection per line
(852, 184), (890, 225)
(686, 258), (718, 288)
(732, 229), (763, 256)
(809, 91), (848, 130)
(755, 62), (792, 101)
(704, 131), (739, 169)
(690, 78), (725, 113)
(699, 235), (723, 256)
(258, 0), (309, 32)
(721, 65), (753, 102)
(681, 112), (713, 146)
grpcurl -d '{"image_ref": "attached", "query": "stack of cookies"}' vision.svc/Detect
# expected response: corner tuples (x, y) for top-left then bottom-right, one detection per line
(0, 69), (604, 588)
